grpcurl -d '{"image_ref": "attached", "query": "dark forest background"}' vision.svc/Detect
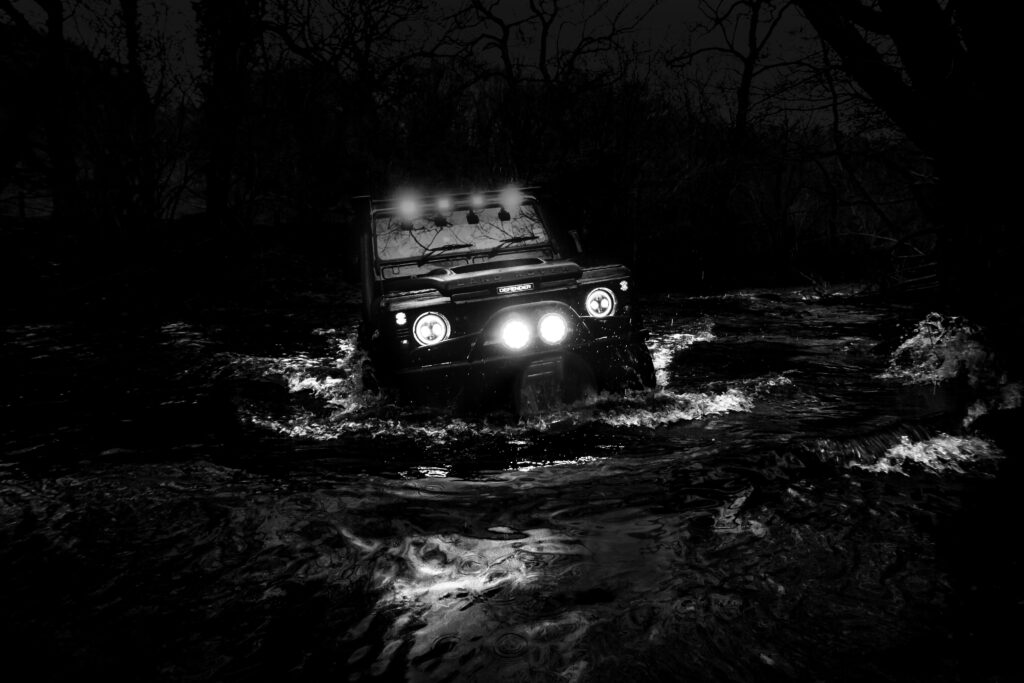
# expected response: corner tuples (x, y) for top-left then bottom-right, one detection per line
(1, 0), (1017, 345)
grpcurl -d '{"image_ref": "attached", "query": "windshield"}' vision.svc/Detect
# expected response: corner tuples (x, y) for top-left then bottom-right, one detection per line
(373, 202), (550, 265)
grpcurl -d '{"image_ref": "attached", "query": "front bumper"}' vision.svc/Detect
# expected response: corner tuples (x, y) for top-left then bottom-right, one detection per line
(376, 310), (654, 407)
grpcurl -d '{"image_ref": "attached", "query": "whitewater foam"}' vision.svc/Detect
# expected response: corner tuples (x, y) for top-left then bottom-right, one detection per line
(647, 317), (716, 387)
(851, 433), (1001, 476)
(882, 312), (993, 386)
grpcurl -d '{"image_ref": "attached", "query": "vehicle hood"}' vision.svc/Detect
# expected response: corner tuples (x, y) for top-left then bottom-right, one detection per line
(381, 259), (583, 297)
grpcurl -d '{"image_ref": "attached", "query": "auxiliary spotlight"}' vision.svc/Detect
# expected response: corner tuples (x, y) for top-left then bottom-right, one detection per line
(538, 313), (568, 344)
(500, 319), (531, 350)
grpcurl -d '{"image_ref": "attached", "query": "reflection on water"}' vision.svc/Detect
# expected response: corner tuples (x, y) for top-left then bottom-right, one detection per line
(354, 525), (590, 680)
(1, 288), (1018, 681)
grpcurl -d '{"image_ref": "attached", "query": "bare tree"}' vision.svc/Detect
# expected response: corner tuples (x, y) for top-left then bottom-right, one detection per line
(791, 0), (1017, 328)
(1, 0), (203, 223)
(674, 0), (797, 138)
(1, 0), (83, 218)
(192, 0), (264, 227)
(454, 0), (659, 89)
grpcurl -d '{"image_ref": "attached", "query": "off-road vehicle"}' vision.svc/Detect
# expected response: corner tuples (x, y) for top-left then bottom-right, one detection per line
(355, 187), (655, 416)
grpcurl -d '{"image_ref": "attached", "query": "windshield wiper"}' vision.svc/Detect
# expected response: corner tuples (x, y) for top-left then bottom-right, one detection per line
(417, 242), (474, 266)
(488, 234), (539, 257)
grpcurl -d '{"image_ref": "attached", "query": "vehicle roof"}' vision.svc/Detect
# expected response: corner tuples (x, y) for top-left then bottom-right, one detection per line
(365, 187), (541, 213)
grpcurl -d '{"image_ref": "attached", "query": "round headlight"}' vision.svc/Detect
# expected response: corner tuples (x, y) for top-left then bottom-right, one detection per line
(412, 312), (450, 346)
(500, 319), (531, 350)
(538, 313), (568, 344)
(584, 287), (616, 318)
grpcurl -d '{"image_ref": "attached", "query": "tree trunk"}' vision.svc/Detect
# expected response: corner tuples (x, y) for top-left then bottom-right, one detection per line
(38, 0), (81, 220)
(794, 0), (1020, 357)
(194, 0), (258, 229)
(118, 0), (157, 225)
(734, 0), (764, 139)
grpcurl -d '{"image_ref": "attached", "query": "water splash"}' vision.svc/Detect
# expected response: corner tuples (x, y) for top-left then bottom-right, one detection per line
(647, 318), (716, 388)
(259, 329), (383, 412)
(245, 386), (755, 444)
(881, 313), (1021, 429)
(851, 433), (1001, 476)
(882, 312), (993, 386)
(224, 317), (751, 442)
(963, 381), (1023, 428)
(574, 388), (752, 429)
(244, 411), (500, 443)
(515, 455), (604, 472)
(159, 313), (758, 445)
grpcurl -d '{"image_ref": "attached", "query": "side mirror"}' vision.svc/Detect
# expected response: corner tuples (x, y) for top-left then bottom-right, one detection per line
(568, 229), (584, 254)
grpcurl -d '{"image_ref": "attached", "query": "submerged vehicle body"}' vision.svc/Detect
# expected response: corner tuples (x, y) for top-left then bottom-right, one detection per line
(355, 187), (655, 415)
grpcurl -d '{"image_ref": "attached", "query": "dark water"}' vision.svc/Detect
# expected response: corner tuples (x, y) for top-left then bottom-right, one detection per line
(2, 288), (1021, 681)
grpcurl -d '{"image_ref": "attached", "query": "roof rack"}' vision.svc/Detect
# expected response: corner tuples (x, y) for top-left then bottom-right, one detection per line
(366, 187), (541, 212)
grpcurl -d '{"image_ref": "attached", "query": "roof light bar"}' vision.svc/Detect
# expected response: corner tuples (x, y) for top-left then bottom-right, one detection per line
(398, 197), (419, 221)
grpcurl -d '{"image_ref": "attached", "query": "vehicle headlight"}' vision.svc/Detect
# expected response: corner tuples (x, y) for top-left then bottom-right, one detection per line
(584, 287), (616, 317)
(500, 318), (531, 350)
(412, 312), (450, 346)
(538, 313), (568, 344)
